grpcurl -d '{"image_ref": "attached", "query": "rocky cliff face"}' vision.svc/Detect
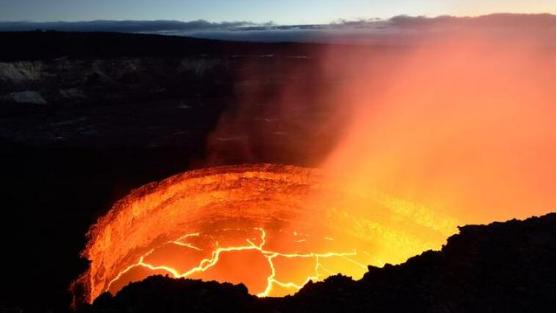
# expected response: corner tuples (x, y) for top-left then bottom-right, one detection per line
(0, 37), (337, 162)
(0, 57), (226, 96)
(0, 61), (43, 84)
(82, 213), (556, 313)
(0, 56), (232, 146)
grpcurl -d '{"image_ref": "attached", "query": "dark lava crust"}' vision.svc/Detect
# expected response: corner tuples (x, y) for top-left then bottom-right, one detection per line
(80, 213), (556, 313)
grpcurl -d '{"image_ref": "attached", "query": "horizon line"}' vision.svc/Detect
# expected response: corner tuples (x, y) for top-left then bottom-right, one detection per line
(0, 12), (554, 26)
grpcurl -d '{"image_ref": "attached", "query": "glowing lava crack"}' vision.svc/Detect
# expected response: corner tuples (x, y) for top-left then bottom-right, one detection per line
(106, 228), (362, 297)
(72, 164), (457, 305)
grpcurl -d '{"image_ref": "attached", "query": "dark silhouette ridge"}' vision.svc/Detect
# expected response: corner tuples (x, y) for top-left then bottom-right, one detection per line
(0, 31), (324, 62)
(79, 213), (555, 313)
(0, 30), (417, 62)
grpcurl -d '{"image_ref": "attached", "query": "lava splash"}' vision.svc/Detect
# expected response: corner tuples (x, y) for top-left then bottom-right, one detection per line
(73, 164), (457, 304)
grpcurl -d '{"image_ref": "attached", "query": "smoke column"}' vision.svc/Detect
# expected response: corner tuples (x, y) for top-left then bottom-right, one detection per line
(319, 26), (555, 224)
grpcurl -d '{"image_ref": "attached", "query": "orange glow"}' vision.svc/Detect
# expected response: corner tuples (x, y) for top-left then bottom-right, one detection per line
(104, 228), (359, 297)
(74, 27), (554, 305)
(320, 32), (555, 225)
(73, 164), (457, 304)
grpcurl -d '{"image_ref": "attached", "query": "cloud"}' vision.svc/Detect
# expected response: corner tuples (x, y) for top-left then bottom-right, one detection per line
(0, 14), (553, 44)
(0, 19), (255, 32)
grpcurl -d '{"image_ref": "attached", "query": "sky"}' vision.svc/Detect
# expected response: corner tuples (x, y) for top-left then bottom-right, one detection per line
(0, 0), (555, 24)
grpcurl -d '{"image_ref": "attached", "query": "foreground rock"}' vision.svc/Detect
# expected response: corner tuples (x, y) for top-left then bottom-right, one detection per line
(80, 213), (555, 313)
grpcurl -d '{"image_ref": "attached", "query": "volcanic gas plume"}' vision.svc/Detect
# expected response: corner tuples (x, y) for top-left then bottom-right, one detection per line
(74, 24), (554, 306)
(73, 164), (457, 304)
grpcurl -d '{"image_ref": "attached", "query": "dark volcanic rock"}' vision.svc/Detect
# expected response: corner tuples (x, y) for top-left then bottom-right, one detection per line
(81, 213), (556, 313)
(88, 278), (257, 313)
(0, 32), (344, 163)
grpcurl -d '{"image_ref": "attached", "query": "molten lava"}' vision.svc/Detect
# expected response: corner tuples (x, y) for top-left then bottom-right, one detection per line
(74, 164), (457, 304)
(72, 23), (554, 306)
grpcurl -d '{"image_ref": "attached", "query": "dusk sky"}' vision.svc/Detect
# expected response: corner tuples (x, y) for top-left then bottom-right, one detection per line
(0, 0), (555, 24)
